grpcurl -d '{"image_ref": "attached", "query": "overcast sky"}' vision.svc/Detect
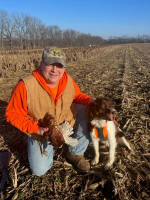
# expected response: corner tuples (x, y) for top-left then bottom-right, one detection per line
(0, 0), (150, 39)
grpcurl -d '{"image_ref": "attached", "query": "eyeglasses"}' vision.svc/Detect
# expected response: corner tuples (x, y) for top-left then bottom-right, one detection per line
(50, 63), (64, 68)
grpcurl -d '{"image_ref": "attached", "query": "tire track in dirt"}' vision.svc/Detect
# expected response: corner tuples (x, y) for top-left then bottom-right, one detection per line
(67, 45), (126, 100)
(122, 46), (150, 122)
(92, 46), (127, 102)
(121, 45), (150, 150)
(110, 44), (150, 200)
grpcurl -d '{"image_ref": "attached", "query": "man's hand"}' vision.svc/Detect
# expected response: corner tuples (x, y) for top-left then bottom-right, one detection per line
(37, 126), (64, 147)
(37, 127), (49, 136)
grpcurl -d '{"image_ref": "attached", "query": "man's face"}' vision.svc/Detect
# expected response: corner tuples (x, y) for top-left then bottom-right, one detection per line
(41, 62), (65, 85)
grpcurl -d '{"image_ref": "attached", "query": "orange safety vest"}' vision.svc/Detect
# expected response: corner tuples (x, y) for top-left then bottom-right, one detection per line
(93, 122), (108, 138)
(93, 119), (120, 138)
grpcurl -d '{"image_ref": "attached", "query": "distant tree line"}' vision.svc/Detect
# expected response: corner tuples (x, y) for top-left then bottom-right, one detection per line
(0, 10), (105, 49)
(107, 35), (150, 44)
(0, 10), (150, 49)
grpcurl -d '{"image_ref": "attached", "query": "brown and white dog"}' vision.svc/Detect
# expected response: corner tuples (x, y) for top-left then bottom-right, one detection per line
(86, 97), (132, 169)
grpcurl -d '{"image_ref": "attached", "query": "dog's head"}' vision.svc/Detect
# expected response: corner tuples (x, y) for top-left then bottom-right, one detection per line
(86, 97), (117, 122)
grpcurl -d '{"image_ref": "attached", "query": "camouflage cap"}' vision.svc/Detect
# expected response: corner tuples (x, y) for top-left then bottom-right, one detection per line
(42, 47), (66, 67)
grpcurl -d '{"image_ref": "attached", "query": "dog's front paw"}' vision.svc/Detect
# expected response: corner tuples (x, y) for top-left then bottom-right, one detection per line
(91, 157), (99, 165)
(105, 162), (113, 169)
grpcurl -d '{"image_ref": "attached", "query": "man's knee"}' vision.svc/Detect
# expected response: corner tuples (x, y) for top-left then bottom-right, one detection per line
(30, 163), (53, 177)
(28, 137), (54, 176)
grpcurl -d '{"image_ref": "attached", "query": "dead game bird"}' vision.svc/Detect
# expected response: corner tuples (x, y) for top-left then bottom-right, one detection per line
(33, 113), (78, 154)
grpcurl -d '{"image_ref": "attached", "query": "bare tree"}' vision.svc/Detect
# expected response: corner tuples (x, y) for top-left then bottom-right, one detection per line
(0, 9), (105, 49)
(13, 13), (27, 48)
(23, 16), (47, 49)
(27, 16), (41, 48)
(76, 33), (92, 46)
(38, 24), (47, 47)
(63, 29), (79, 46)
(0, 10), (8, 49)
(46, 26), (62, 46)
(4, 13), (16, 49)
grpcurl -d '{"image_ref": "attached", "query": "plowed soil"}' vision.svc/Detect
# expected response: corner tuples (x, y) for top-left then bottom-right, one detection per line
(0, 43), (150, 200)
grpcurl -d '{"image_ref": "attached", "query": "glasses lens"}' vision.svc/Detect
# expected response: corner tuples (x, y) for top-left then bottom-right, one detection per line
(53, 63), (64, 68)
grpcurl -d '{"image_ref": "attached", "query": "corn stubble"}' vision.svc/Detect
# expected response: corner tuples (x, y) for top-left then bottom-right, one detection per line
(0, 44), (150, 199)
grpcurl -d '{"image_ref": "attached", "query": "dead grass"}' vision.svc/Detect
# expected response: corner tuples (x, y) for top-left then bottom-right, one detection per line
(0, 44), (150, 199)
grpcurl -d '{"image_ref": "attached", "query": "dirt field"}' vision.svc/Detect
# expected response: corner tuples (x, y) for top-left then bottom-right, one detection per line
(0, 44), (150, 199)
